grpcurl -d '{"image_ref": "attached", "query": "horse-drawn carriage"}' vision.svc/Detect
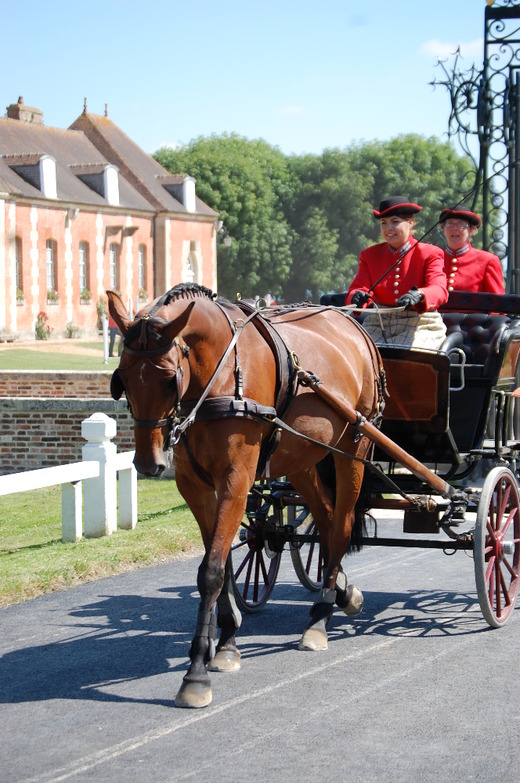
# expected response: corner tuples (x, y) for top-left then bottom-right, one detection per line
(230, 290), (520, 630)
(108, 284), (520, 707)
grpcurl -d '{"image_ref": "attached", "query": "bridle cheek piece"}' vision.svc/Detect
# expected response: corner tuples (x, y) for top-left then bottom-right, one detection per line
(109, 322), (189, 452)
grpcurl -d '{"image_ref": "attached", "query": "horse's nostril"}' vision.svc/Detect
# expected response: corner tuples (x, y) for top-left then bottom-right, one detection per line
(133, 457), (166, 478)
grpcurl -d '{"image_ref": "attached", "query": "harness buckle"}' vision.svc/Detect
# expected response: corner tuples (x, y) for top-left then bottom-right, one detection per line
(171, 424), (183, 447)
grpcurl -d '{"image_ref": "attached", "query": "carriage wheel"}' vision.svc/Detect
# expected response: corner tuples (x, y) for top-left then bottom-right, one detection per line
(229, 506), (282, 614)
(474, 466), (520, 628)
(288, 505), (323, 591)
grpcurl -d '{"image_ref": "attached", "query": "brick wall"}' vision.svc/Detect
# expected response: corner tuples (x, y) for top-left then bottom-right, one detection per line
(0, 371), (135, 473)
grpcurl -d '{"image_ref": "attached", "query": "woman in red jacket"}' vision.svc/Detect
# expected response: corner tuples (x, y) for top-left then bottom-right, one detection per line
(439, 208), (505, 294)
(346, 195), (448, 349)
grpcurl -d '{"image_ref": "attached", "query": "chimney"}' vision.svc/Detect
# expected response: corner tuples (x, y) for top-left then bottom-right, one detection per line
(6, 96), (43, 125)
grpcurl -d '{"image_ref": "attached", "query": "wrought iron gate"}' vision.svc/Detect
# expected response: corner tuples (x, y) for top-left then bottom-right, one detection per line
(433, 0), (520, 291)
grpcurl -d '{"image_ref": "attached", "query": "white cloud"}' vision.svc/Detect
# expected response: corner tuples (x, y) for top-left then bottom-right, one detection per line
(421, 38), (484, 62)
(278, 105), (304, 117)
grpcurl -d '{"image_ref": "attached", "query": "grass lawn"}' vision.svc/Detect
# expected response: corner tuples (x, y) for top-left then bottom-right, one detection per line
(0, 477), (203, 608)
(0, 340), (120, 371)
(0, 339), (203, 608)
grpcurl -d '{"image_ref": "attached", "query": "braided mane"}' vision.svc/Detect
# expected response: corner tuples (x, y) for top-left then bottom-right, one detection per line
(163, 283), (216, 305)
(125, 283), (217, 347)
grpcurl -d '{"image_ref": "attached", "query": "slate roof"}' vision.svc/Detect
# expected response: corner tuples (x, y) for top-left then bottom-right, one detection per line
(69, 112), (217, 217)
(0, 109), (216, 218)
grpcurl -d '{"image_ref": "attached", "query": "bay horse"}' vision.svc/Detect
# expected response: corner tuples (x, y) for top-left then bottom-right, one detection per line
(107, 283), (384, 708)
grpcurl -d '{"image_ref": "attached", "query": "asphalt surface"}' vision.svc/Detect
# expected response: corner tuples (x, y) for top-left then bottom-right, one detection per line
(2, 519), (520, 783)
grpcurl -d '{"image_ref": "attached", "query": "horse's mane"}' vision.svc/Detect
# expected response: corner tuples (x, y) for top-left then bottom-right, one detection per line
(126, 284), (219, 346)
(162, 283), (217, 306)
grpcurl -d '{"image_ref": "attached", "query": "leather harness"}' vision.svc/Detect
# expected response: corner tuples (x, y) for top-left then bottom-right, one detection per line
(113, 300), (386, 489)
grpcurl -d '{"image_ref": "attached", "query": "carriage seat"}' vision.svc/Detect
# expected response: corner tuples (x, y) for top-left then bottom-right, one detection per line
(440, 312), (512, 373)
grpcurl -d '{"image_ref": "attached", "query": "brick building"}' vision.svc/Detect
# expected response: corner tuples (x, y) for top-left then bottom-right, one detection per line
(0, 97), (218, 339)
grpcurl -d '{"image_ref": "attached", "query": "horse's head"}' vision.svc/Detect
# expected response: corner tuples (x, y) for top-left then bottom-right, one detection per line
(107, 289), (195, 476)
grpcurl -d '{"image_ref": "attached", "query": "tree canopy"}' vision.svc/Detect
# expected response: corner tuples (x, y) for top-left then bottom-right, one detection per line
(154, 133), (476, 302)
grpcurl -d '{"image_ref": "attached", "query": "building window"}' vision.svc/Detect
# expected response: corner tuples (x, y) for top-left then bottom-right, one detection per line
(79, 241), (88, 290)
(138, 244), (146, 290)
(15, 237), (23, 299)
(46, 239), (58, 299)
(109, 242), (119, 289)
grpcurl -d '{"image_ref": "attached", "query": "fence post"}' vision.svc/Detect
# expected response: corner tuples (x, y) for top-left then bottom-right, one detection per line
(81, 413), (117, 537)
(61, 482), (83, 542)
(118, 465), (137, 529)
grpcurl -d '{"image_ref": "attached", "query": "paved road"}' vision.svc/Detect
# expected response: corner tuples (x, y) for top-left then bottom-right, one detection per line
(2, 521), (520, 783)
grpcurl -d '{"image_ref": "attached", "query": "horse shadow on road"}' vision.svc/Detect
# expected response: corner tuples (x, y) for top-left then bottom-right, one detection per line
(0, 581), (489, 707)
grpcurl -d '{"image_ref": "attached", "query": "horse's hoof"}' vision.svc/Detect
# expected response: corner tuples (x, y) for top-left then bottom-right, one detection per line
(343, 584), (364, 617)
(174, 680), (212, 709)
(208, 648), (241, 672)
(298, 627), (328, 651)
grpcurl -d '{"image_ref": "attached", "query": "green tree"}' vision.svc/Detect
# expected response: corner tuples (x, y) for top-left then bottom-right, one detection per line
(155, 133), (477, 302)
(283, 150), (369, 300)
(346, 134), (478, 249)
(155, 134), (294, 300)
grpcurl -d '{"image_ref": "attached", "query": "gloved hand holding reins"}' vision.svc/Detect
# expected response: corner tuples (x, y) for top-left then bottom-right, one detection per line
(350, 290), (371, 307)
(396, 286), (424, 309)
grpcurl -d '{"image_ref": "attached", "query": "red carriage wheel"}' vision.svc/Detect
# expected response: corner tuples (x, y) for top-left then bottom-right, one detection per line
(474, 467), (520, 627)
(288, 506), (323, 591)
(229, 504), (282, 614)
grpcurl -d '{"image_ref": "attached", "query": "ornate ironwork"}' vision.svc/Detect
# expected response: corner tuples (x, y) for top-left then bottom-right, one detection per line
(432, 1), (520, 291)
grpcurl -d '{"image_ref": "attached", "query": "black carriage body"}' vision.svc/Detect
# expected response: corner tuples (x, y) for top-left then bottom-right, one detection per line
(234, 292), (520, 627)
(377, 300), (520, 463)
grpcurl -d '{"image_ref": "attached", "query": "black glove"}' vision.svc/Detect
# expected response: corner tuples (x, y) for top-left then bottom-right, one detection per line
(351, 290), (370, 307)
(396, 287), (424, 309)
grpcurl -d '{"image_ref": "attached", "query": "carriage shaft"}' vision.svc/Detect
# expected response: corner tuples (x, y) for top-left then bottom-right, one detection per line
(302, 373), (456, 499)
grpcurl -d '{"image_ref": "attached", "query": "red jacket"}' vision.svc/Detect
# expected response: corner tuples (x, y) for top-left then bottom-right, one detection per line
(346, 239), (448, 312)
(443, 245), (505, 294)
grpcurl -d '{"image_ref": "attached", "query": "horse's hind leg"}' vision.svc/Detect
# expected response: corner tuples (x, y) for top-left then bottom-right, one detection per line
(295, 454), (367, 651)
(208, 556), (243, 672)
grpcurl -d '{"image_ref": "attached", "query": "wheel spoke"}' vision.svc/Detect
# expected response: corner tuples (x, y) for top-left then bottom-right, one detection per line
(474, 467), (520, 627)
(229, 491), (282, 613)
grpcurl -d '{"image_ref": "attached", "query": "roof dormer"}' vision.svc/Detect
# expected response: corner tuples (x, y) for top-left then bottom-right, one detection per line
(70, 163), (120, 205)
(3, 152), (57, 198)
(157, 173), (196, 212)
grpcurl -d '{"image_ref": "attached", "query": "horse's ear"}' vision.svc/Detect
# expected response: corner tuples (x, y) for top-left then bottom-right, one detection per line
(110, 369), (125, 400)
(162, 300), (197, 342)
(107, 289), (132, 336)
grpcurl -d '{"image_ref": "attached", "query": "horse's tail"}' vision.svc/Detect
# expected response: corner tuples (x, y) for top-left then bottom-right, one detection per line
(349, 498), (366, 553)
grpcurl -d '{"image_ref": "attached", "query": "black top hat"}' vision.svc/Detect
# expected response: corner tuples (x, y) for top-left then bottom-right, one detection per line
(373, 195), (422, 219)
(439, 208), (481, 228)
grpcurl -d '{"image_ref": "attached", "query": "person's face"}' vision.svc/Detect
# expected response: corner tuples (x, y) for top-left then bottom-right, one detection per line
(379, 215), (413, 249)
(443, 219), (471, 251)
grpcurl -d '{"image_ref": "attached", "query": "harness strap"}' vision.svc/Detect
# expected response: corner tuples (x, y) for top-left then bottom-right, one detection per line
(170, 308), (262, 445)
(178, 396), (277, 422)
(237, 301), (298, 418)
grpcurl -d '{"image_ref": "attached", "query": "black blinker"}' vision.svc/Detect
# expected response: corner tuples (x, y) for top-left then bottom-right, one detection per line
(110, 369), (125, 400)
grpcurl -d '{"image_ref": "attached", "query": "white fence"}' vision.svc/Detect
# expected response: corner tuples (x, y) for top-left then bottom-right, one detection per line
(0, 412), (137, 542)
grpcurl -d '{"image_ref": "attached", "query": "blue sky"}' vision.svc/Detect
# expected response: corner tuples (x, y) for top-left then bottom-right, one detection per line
(2, 0), (488, 156)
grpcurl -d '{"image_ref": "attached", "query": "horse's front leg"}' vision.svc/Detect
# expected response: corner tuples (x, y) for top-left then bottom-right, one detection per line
(208, 556), (243, 672)
(174, 550), (220, 708)
(174, 476), (250, 708)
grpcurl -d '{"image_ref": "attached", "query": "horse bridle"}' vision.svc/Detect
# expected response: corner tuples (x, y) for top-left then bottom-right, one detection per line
(111, 306), (260, 449)
(111, 314), (190, 441)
